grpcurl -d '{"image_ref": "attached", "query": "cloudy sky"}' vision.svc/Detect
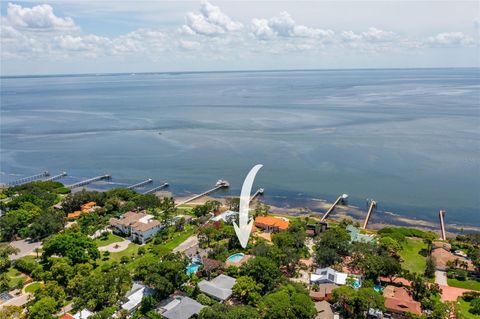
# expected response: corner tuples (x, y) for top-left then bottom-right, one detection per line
(1, 1), (479, 75)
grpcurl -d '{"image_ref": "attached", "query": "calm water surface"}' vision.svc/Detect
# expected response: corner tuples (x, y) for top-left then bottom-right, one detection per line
(1, 69), (479, 226)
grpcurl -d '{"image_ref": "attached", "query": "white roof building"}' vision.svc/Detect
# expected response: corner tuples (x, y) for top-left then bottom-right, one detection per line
(198, 274), (236, 301)
(210, 210), (238, 223)
(121, 282), (155, 313)
(73, 309), (94, 319)
(310, 267), (348, 285)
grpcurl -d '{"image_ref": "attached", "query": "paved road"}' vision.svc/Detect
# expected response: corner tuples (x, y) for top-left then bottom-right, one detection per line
(435, 270), (448, 286)
(172, 235), (198, 253)
(8, 239), (42, 260)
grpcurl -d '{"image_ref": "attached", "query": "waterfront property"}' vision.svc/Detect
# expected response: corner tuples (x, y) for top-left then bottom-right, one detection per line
(254, 216), (289, 232)
(67, 201), (99, 219)
(109, 211), (163, 244)
(346, 225), (375, 243)
(198, 274), (236, 302)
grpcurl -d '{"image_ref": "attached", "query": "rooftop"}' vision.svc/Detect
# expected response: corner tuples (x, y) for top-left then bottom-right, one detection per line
(198, 274), (236, 301)
(255, 216), (289, 231)
(161, 296), (205, 319)
(383, 285), (421, 316)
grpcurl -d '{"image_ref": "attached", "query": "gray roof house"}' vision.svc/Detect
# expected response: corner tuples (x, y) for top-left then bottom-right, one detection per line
(346, 225), (375, 243)
(198, 274), (236, 301)
(159, 296), (204, 319)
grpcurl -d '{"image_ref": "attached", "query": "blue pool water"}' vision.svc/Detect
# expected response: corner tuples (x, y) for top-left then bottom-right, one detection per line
(374, 285), (384, 293)
(352, 280), (361, 289)
(227, 253), (245, 263)
(186, 263), (201, 275)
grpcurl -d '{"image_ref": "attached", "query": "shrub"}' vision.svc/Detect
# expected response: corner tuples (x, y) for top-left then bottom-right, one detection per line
(13, 257), (41, 276)
(197, 293), (215, 306)
(55, 187), (71, 194)
(470, 298), (480, 315)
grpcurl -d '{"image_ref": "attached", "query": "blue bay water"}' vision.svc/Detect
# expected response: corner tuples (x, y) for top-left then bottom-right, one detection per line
(1, 68), (479, 226)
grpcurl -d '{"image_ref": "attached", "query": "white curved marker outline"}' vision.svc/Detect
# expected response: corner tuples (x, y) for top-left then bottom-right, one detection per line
(233, 164), (263, 248)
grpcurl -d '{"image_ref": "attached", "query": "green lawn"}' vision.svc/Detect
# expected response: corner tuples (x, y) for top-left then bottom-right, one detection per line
(163, 228), (196, 251)
(95, 233), (124, 247)
(107, 243), (140, 263)
(24, 282), (42, 293)
(448, 278), (480, 291)
(399, 237), (427, 274)
(457, 298), (480, 319)
(7, 267), (25, 289)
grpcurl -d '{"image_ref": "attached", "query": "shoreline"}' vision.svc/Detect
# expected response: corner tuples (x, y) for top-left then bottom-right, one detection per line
(171, 193), (480, 236)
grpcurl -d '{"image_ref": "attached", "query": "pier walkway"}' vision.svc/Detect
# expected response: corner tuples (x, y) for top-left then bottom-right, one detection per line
(44, 172), (67, 182)
(362, 199), (377, 229)
(67, 175), (110, 189)
(6, 171), (50, 186)
(127, 178), (153, 190)
(143, 182), (168, 194)
(320, 194), (348, 222)
(176, 179), (229, 206)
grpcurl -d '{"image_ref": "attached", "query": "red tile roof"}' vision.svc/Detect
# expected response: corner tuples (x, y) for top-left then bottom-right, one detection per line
(383, 285), (421, 316)
(255, 216), (289, 231)
(59, 314), (75, 319)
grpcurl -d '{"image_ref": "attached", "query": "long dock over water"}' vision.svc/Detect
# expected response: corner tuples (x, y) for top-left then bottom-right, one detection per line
(127, 179), (153, 190)
(320, 194), (348, 221)
(439, 210), (447, 240)
(6, 171), (50, 186)
(176, 180), (229, 206)
(250, 188), (264, 203)
(44, 172), (67, 182)
(67, 175), (111, 189)
(362, 199), (377, 229)
(143, 182), (169, 194)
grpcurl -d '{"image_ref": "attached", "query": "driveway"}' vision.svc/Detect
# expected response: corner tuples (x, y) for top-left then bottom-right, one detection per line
(435, 270), (448, 286)
(98, 239), (131, 253)
(172, 235), (198, 253)
(8, 239), (42, 260)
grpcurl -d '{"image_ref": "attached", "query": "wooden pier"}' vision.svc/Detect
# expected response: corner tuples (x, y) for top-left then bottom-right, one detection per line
(176, 179), (229, 206)
(250, 188), (264, 203)
(362, 199), (377, 229)
(67, 175), (111, 189)
(439, 210), (447, 240)
(7, 171), (50, 186)
(44, 172), (67, 182)
(143, 182), (169, 194)
(127, 178), (153, 190)
(320, 194), (348, 222)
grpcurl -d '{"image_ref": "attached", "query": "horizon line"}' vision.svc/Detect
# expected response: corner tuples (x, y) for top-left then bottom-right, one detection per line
(1, 66), (478, 79)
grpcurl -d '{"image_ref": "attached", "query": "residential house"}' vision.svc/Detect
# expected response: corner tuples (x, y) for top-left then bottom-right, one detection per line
(72, 309), (94, 319)
(121, 282), (155, 314)
(383, 285), (421, 317)
(158, 296), (204, 319)
(431, 241), (474, 271)
(255, 216), (289, 232)
(211, 210), (238, 223)
(67, 201), (100, 219)
(110, 211), (163, 244)
(346, 225), (375, 243)
(310, 267), (348, 285)
(198, 274), (236, 302)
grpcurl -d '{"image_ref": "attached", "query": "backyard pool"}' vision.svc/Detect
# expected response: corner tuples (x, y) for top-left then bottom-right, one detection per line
(226, 253), (245, 263)
(186, 263), (201, 275)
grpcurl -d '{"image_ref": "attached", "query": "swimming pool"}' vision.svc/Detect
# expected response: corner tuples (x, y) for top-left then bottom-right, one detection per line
(226, 253), (245, 263)
(186, 263), (201, 275)
(351, 279), (361, 289)
(374, 285), (384, 293)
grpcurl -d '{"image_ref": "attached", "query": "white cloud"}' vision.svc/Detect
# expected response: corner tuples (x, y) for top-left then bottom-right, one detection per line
(182, 1), (243, 36)
(426, 32), (476, 47)
(251, 12), (334, 41)
(5, 3), (77, 31)
(341, 27), (396, 43)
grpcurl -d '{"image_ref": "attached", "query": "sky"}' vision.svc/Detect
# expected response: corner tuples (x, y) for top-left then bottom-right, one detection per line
(0, 0), (479, 75)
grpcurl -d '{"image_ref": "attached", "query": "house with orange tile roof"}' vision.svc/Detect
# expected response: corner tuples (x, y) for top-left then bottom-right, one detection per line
(58, 314), (75, 319)
(383, 285), (422, 317)
(255, 216), (289, 232)
(67, 201), (99, 219)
